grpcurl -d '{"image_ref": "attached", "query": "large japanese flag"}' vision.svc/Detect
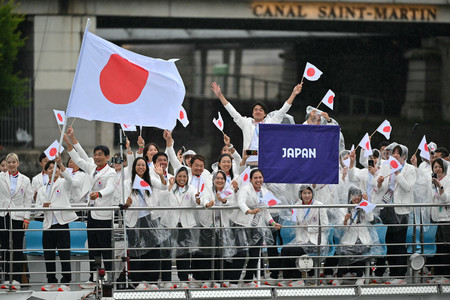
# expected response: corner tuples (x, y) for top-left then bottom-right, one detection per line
(66, 31), (185, 130)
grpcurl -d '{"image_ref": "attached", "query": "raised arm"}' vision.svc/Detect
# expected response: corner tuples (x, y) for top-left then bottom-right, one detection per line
(285, 83), (303, 105)
(67, 126), (90, 162)
(211, 82), (229, 106)
(163, 130), (182, 171)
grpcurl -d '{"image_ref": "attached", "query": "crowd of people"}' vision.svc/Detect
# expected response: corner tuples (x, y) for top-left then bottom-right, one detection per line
(0, 81), (449, 292)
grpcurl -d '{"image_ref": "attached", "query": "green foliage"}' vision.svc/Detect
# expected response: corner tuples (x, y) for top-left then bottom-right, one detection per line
(0, 0), (28, 115)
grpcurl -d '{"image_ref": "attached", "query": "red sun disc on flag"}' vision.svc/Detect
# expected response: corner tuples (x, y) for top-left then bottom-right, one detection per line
(268, 199), (277, 206)
(100, 54), (149, 105)
(218, 120), (222, 128)
(390, 160), (399, 169)
(49, 148), (57, 157)
(140, 181), (149, 187)
(328, 96), (334, 104)
(180, 110), (184, 119)
(424, 143), (429, 151)
(57, 113), (63, 121)
(306, 68), (315, 77)
(359, 201), (368, 206)
(365, 141), (370, 150)
(243, 174), (249, 181)
(383, 126), (391, 132)
(201, 183), (205, 192)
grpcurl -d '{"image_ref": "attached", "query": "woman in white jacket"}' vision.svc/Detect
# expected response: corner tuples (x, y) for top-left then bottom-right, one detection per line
(122, 157), (167, 290)
(235, 169), (281, 287)
(159, 167), (201, 289)
(428, 158), (450, 284)
(36, 158), (78, 292)
(280, 185), (328, 287)
(0, 153), (32, 290)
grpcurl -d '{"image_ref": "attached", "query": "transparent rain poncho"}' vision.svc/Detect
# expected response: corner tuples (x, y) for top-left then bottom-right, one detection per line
(127, 215), (169, 258)
(334, 186), (384, 264)
(305, 106), (345, 152)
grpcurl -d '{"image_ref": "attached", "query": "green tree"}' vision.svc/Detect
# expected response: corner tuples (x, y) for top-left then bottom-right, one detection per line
(0, 0), (28, 115)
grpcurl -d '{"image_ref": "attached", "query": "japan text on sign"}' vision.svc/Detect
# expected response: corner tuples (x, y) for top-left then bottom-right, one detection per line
(258, 124), (339, 184)
(251, 1), (439, 22)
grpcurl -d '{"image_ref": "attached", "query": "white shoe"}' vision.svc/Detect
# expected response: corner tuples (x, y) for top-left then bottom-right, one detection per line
(178, 282), (189, 289)
(228, 283), (239, 288)
(332, 279), (341, 286)
(0, 281), (9, 289)
(11, 280), (20, 290)
(355, 279), (365, 286)
(323, 275), (334, 285)
(211, 282), (220, 288)
(79, 280), (95, 289)
(288, 280), (305, 287)
(264, 278), (278, 286)
(149, 284), (159, 290)
(241, 281), (258, 288)
(58, 285), (70, 292)
(385, 278), (406, 285)
(189, 279), (201, 288)
(277, 281), (288, 287)
(41, 284), (58, 291)
(201, 281), (210, 288)
(222, 281), (230, 288)
(135, 282), (148, 290)
(432, 277), (450, 284)
(161, 282), (174, 289)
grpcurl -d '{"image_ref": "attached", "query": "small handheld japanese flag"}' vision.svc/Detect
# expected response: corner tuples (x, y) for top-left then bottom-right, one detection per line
(357, 200), (376, 214)
(213, 112), (224, 132)
(321, 89), (335, 110)
(239, 166), (251, 187)
(303, 62), (323, 81)
(376, 120), (392, 140)
(53, 109), (66, 125)
(219, 185), (233, 199)
(418, 135), (430, 161)
(120, 124), (137, 132)
(358, 133), (373, 157)
(291, 208), (298, 222)
(260, 192), (281, 207)
(178, 106), (189, 127)
(44, 140), (65, 160)
(132, 175), (152, 193)
(387, 156), (402, 174)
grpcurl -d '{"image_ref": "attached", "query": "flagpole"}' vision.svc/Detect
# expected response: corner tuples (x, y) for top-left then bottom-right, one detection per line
(315, 102), (322, 110)
(70, 118), (77, 127)
(47, 116), (68, 203)
(369, 129), (377, 138)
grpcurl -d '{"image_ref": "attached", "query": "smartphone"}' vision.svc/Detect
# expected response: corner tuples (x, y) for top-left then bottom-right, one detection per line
(246, 150), (258, 156)
(368, 159), (374, 168)
(432, 173), (437, 179)
(180, 146), (186, 154)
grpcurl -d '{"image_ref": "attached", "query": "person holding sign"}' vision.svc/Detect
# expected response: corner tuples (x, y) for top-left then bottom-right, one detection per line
(0, 153), (32, 290)
(122, 157), (167, 290)
(210, 82), (303, 165)
(234, 169), (281, 287)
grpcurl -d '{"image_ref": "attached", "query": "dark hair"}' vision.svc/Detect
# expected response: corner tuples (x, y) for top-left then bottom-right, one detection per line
(251, 102), (268, 115)
(131, 157), (151, 196)
(93, 145), (110, 156)
(190, 154), (206, 166)
(152, 152), (168, 164)
(378, 141), (389, 149)
(143, 143), (160, 162)
(0, 158), (5, 164)
(39, 152), (47, 163)
(44, 160), (58, 171)
(435, 147), (449, 158)
(217, 153), (234, 180)
(392, 145), (403, 156)
(66, 157), (84, 173)
(250, 168), (263, 179)
(371, 149), (380, 159)
(114, 153), (127, 162)
(213, 170), (227, 192)
(175, 166), (189, 186)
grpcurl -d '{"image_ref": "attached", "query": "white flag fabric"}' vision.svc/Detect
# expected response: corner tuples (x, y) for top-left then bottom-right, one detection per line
(321, 89), (335, 110)
(376, 120), (392, 140)
(219, 186), (233, 199)
(418, 135), (430, 161)
(213, 111), (224, 132)
(291, 208), (298, 222)
(178, 106), (189, 127)
(303, 62), (323, 81)
(357, 200), (376, 213)
(239, 166), (251, 187)
(358, 133), (373, 157)
(53, 109), (66, 125)
(66, 31), (185, 131)
(120, 124), (137, 132)
(44, 140), (65, 160)
(387, 156), (402, 174)
(132, 175), (152, 193)
(260, 191), (281, 207)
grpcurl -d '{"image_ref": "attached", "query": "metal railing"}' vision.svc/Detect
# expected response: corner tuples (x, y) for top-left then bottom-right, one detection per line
(0, 203), (449, 299)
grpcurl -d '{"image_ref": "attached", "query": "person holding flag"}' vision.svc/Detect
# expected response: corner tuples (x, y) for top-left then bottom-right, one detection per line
(0, 153), (33, 291)
(31, 153), (50, 221)
(35, 157), (78, 292)
(372, 144), (416, 285)
(210, 81), (303, 165)
(234, 169), (281, 287)
(349, 149), (382, 203)
(333, 186), (382, 286)
(121, 157), (168, 290)
(65, 127), (117, 288)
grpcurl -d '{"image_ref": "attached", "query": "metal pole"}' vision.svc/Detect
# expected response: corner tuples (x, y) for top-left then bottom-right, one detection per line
(119, 129), (129, 288)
